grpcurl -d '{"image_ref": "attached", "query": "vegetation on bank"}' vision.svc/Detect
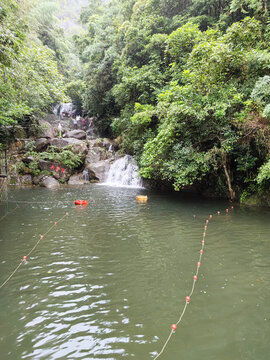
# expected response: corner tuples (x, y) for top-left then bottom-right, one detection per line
(0, 0), (66, 127)
(14, 144), (84, 184)
(74, 0), (270, 200)
(1, 0), (270, 202)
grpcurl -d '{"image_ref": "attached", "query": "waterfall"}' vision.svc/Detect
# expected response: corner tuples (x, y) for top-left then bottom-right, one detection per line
(103, 155), (144, 188)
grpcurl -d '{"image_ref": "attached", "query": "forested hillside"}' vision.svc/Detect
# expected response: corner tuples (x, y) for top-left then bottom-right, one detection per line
(58, 0), (89, 35)
(74, 0), (270, 201)
(1, 0), (270, 202)
(0, 0), (67, 126)
(0, 0), (84, 136)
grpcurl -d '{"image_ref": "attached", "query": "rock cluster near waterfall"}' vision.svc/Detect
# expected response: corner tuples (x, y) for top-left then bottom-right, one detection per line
(7, 115), (121, 189)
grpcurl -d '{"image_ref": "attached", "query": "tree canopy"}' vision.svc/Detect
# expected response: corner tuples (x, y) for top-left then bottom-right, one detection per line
(75, 0), (270, 199)
(1, 0), (270, 199)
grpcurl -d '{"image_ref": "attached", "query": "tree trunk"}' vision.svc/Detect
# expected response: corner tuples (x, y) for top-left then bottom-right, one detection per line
(223, 162), (235, 201)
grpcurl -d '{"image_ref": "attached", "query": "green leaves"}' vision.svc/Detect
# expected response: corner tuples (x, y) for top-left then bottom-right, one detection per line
(256, 159), (270, 185)
(0, 0), (68, 128)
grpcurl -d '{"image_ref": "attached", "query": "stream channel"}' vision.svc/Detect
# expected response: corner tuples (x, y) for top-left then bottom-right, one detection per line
(0, 185), (270, 359)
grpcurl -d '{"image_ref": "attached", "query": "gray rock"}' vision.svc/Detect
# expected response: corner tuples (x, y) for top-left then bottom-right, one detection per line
(35, 138), (49, 152)
(38, 159), (55, 172)
(39, 120), (55, 138)
(19, 175), (33, 185)
(85, 147), (101, 164)
(38, 160), (71, 180)
(103, 138), (118, 151)
(9, 140), (25, 154)
(86, 160), (112, 182)
(23, 156), (35, 164)
(40, 176), (60, 189)
(68, 173), (86, 185)
(49, 138), (88, 155)
(89, 138), (117, 150)
(33, 174), (47, 185)
(66, 130), (86, 140)
(86, 125), (98, 138)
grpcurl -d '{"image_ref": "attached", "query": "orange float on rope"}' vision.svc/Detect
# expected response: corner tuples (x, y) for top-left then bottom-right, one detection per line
(74, 200), (88, 206)
(136, 195), (148, 203)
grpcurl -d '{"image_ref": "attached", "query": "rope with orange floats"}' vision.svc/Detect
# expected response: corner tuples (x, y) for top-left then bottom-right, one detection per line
(152, 206), (234, 360)
(0, 211), (69, 290)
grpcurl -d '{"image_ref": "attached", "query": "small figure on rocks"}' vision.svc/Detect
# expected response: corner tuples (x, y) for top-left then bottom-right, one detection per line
(74, 115), (79, 129)
(58, 123), (62, 138)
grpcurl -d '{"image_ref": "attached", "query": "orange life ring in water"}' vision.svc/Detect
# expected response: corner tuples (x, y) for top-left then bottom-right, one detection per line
(74, 200), (88, 206)
(136, 195), (148, 203)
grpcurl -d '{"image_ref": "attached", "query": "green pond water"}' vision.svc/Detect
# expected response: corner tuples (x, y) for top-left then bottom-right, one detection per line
(0, 185), (269, 360)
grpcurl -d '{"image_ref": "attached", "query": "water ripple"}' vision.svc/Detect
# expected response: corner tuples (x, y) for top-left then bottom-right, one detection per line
(0, 187), (269, 359)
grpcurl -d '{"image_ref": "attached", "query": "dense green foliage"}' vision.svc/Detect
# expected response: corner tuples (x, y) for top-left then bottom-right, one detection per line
(1, 0), (270, 200)
(74, 0), (270, 199)
(0, 0), (70, 128)
(25, 145), (84, 170)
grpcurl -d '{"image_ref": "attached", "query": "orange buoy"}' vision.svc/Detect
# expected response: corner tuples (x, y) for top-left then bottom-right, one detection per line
(74, 200), (88, 206)
(136, 195), (148, 203)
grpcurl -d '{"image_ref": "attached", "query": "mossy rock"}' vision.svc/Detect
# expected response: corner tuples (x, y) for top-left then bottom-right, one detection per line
(241, 190), (270, 207)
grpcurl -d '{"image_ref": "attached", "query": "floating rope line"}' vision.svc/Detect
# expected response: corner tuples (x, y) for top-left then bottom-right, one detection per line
(0, 189), (20, 223)
(0, 203), (19, 223)
(0, 211), (69, 290)
(152, 206), (234, 360)
(7, 199), (95, 205)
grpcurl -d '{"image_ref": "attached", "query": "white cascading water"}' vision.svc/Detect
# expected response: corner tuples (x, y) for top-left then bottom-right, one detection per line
(104, 155), (144, 188)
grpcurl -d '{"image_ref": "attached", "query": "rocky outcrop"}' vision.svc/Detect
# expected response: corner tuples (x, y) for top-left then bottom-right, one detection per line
(85, 147), (101, 164)
(33, 174), (46, 186)
(35, 138), (49, 152)
(86, 159), (113, 182)
(49, 138), (88, 155)
(68, 173), (87, 185)
(7, 111), (122, 189)
(40, 176), (60, 189)
(241, 191), (270, 207)
(102, 138), (119, 151)
(19, 175), (33, 185)
(90, 138), (118, 151)
(9, 140), (25, 154)
(66, 130), (86, 140)
(38, 160), (71, 180)
(39, 120), (55, 139)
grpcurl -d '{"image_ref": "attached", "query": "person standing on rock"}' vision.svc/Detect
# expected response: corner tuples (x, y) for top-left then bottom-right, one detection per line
(82, 117), (86, 130)
(74, 116), (79, 129)
(58, 123), (62, 138)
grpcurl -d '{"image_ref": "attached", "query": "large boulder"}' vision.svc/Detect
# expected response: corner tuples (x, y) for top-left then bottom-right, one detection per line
(66, 130), (86, 140)
(38, 160), (71, 180)
(39, 120), (55, 139)
(19, 175), (33, 186)
(102, 138), (119, 151)
(40, 176), (60, 189)
(85, 147), (101, 165)
(33, 174), (46, 185)
(35, 138), (49, 152)
(9, 140), (25, 154)
(241, 191), (270, 207)
(86, 159), (112, 182)
(49, 138), (88, 155)
(23, 155), (35, 164)
(68, 173), (87, 185)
